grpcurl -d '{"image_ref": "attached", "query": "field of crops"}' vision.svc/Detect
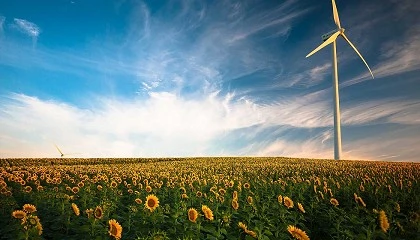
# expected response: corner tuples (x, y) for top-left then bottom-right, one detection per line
(0, 157), (419, 240)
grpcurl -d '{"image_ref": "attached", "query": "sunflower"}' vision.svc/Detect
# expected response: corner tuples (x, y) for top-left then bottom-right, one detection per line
(379, 210), (390, 233)
(298, 203), (305, 213)
(245, 229), (257, 238)
(71, 203), (80, 216)
(395, 203), (400, 213)
(145, 185), (152, 193)
(330, 198), (339, 207)
(94, 206), (103, 219)
(228, 180), (234, 188)
(181, 193), (188, 199)
(201, 205), (214, 221)
(243, 183), (250, 189)
(72, 187), (79, 194)
(145, 194), (159, 212)
(196, 191), (203, 197)
(97, 185), (103, 191)
(188, 208), (198, 223)
(318, 191), (324, 200)
(135, 198), (143, 204)
(110, 181), (118, 188)
(78, 182), (84, 188)
(356, 197), (366, 207)
(108, 219), (123, 239)
(219, 188), (226, 195)
(232, 191), (238, 200)
(232, 199), (239, 210)
(238, 222), (247, 231)
(23, 204), (37, 213)
(247, 196), (253, 205)
(85, 208), (94, 218)
(287, 225), (310, 240)
(283, 197), (294, 209)
(24, 186), (32, 193)
(36, 220), (43, 236)
(12, 210), (26, 219)
(278, 195), (283, 204)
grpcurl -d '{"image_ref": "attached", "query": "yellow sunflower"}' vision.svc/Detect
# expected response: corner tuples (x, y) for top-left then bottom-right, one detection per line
(145, 185), (152, 193)
(283, 197), (294, 209)
(24, 186), (32, 193)
(12, 210), (26, 219)
(330, 198), (339, 207)
(395, 203), (400, 213)
(298, 203), (305, 213)
(243, 183), (250, 189)
(145, 194), (159, 212)
(71, 203), (80, 216)
(135, 198), (143, 204)
(181, 193), (189, 199)
(108, 219), (123, 239)
(232, 191), (238, 200)
(238, 222), (247, 231)
(245, 229), (257, 238)
(247, 196), (253, 205)
(188, 208), (198, 223)
(85, 208), (94, 218)
(277, 195), (283, 203)
(232, 199), (239, 210)
(356, 197), (366, 207)
(201, 205), (214, 221)
(287, 225), (310, 240)
(94, 206), (103, 219)
(379, 210), (390, 233)
(23, 204), (37, 213)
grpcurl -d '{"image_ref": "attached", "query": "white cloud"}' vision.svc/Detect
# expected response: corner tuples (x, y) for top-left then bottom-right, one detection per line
(13, 18), (41, 37)
(0, 16), (5, 32)
(1, 92), (419, 161)
(0, 93), (264, 158)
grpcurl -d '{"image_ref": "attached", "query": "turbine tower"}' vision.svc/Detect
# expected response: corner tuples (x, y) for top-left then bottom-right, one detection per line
(306, 0), (374, 160)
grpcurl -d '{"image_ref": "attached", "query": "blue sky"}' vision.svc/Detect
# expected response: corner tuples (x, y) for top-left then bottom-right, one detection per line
(1, 0), (419, 161)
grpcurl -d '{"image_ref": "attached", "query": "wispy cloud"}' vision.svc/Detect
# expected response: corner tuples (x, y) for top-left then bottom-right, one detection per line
(1, 92), (419, 160)
(343, 26), (420, 87)
(12, 18), (41, 37)
(0, 16), (5, 33)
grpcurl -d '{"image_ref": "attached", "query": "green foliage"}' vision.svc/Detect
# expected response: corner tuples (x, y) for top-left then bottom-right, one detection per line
(0, 157), (419, 239)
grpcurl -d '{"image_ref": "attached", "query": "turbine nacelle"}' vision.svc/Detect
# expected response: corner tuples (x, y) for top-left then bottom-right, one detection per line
(322, 29), (345, 42)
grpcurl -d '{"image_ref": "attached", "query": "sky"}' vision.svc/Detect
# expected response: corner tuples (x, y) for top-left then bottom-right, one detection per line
(0, 0), (419, 161)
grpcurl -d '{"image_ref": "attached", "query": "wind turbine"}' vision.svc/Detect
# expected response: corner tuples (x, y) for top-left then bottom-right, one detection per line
(54, 144), (81, 158)
(306, 0), (374, 160)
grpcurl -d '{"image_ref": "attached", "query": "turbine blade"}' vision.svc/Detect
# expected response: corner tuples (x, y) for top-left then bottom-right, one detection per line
(54, 144), (64, 155)
(341, 33), (374, 79)
(332, 0), (341, 29)
(306, 31), (340, 58)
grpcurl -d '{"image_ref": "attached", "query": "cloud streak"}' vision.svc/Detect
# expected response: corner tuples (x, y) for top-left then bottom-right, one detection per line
(13, 18), (41, 37)
(1, 92), (419, 161)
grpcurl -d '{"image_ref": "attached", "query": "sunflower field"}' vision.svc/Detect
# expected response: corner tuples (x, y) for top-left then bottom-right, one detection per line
(0, 157), (419, 240)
